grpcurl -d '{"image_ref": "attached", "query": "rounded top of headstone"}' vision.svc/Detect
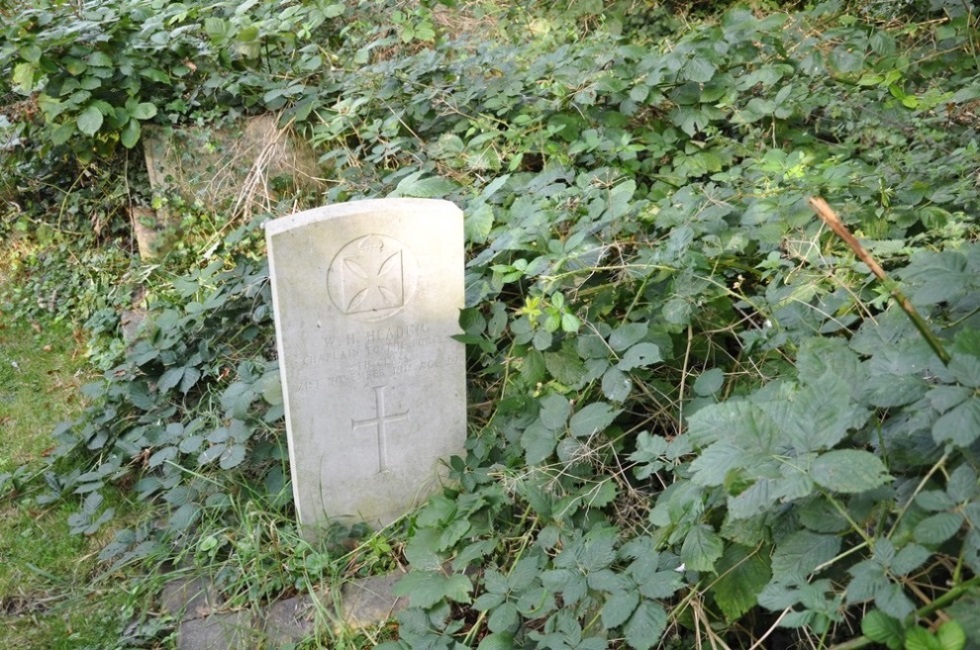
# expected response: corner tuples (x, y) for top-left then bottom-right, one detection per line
(263, 198), (462, 236)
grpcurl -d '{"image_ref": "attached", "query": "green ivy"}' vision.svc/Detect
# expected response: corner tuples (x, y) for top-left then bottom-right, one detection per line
(4, 1), (980, 648)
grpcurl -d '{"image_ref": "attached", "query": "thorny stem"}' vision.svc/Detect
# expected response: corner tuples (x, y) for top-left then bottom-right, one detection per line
(808, 197), (951, 366)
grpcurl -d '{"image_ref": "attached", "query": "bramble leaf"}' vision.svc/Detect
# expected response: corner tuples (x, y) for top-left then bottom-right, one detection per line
(810, 450), (890, 493)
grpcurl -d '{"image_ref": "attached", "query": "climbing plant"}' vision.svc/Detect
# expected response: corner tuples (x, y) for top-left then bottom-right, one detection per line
(2, 0), (980, 647)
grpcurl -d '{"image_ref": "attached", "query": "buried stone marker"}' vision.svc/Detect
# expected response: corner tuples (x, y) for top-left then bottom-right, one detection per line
(265, 199), (466, 535)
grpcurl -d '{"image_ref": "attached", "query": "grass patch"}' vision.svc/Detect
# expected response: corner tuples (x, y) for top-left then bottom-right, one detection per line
(0, 318), (89, 473)
(0, 315), (158, 648)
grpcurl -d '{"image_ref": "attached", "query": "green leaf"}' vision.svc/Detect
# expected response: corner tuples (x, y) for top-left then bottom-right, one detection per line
(601, 367), (632, 403)
(390, 171), (457, 198)
(617, 343), (662, 371)
(219, 443), (246, 470)
(569, 402), (620, 438)
(624, 600), (667, 650)
(693, 368), (724, 396)
(544, 347), (586, 385)
(913, 512), (964, 545)
(76, 105), (104, 136)
(936, 620), (967, 650)
(905, 625), (943, 650)
(771, 531), (840, 581)
(393, 571), (471, 609)
(890, 543), (931, 576)
(861, 610), (904, 650)
(478, 632), (516, 650)
(486, 601), (518, 633)
(13, 62), (37, 93)
(465, 203), (494, 244)
(876, 582), (916, 621)
(680, 524), (723, 572)
(712, 544), (772, 622)
(130, 102), (157, 120)
(157, 367), (185, 394)
(539, 393), (571, 430)
(601, 589), (639, 629)
(522, 420), (558, 464)
(810, 450), (891, 493)
(120, 118), (140, 148)
(609, 323), (647, 351)
(932, 398), (980, 447)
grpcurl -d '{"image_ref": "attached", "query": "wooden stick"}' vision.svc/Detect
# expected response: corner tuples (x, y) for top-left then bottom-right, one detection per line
(808, 197), (951, 366)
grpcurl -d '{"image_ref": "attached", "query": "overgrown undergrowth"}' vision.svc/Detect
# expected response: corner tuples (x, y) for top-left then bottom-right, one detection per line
(2, 0), (980, 648)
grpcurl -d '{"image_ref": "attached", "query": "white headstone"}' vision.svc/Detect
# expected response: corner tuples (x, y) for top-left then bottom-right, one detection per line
(265, 199), (466, 535)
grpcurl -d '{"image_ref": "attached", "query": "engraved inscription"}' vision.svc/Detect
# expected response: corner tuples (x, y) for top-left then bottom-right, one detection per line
(328, 235), (418, 321)
(351, 386), (409, 473)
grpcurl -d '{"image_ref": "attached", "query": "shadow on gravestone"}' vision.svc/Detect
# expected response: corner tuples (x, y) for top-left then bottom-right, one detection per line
(265, 199), (467, 540)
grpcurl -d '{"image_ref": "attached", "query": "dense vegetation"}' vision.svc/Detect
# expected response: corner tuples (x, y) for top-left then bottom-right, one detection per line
(2, 0), (979, 647)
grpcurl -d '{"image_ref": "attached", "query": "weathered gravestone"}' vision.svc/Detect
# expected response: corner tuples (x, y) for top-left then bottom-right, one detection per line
(265, 199), (466, 536)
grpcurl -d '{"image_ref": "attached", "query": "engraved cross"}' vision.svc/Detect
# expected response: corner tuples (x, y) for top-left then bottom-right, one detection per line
(351, 385), (409, 473)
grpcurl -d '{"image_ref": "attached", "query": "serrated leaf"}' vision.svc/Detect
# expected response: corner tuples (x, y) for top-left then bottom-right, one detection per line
(624, 600), (667, 650)
(569, 402), (620, 438)
(617, 343), (662, 371)
(771, 531), (840, 581)
(522, 420), (558, 464)
(602, 589), (639, 629)
(544, 348), (586, 385)
(157, 367), (185, 394)
(465, 203), (494, 244)
(478, 632), (516, 650)
(933, 398), (980, 447)
(891, 543), (931, 576)
(936, 620), (966, 650)
(947, 465), (978, 502)
(394, 571), (472, 609)
(539, 393), (571, 430)
(810, 449), (891, 493)
(180, 367), (201, 395)
(765, 378), (870, 452)
(712, 544), (772, 622)
(487, 601), (518, 633)
(76, 105), (104, 135)
(13, 62), (36, 93)
(680, 524), (723, 572)
(905, 625), (942, 650)
(861, 610), (904, 650)
(876, 582), (916, 621)
(913, 512), (964, 545)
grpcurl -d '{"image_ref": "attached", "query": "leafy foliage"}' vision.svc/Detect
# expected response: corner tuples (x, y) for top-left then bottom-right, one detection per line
(3, 0), (980, 648)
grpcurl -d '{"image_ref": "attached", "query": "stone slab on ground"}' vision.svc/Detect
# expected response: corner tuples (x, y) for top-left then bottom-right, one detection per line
(161, 576), (219, 620)
(177, 610), (255, 650)
(339, 569), (409, 628)
(259, 594), (316, 644)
